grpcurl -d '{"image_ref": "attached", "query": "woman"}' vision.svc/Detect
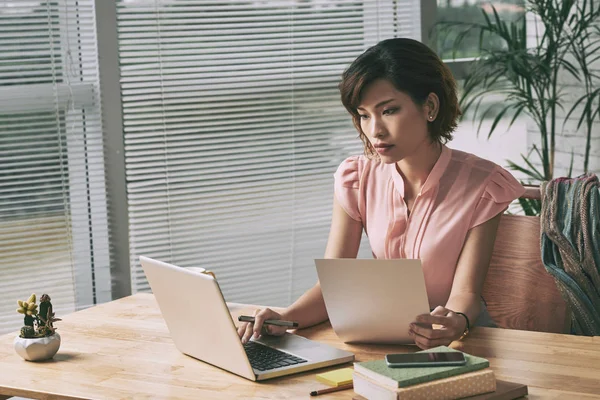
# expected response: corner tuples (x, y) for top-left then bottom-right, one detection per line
(238, 38), (524, 349)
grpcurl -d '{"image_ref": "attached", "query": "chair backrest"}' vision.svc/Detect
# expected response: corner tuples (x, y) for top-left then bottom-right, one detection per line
(482, 187), (569, 333)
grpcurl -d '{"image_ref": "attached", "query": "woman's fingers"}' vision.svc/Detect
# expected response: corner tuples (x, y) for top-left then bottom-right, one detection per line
(237, 324), (246, 338)
(409, 306), (465, 348)
(415, 313), (450, 326)
(409, 306), (460, 349)
(252, 308), (273, 339)
(430, 305), (449, 316)
(409, 322), (447, 340)
(409, 328), (452, 349)
(241, 322), (255, 344)
(256, 308), (289, 336)
(239, 308), (288, 344)
(238, 308), (262, 344)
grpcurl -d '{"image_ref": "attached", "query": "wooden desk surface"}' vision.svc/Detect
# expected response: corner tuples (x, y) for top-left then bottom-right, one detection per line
(1, 293), (599, 400)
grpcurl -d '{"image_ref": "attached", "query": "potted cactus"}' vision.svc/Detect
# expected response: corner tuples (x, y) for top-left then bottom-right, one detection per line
(13, 293), (62, 361)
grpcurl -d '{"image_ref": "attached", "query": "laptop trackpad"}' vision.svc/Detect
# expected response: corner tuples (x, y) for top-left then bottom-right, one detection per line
(255, 333), (320, 352)
(254, 333), (352, 365)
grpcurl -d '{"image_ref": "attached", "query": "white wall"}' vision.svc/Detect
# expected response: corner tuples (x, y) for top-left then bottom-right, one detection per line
(450, 117), (530, 181)
(526, 91), (600, 179)
(524, 11), (600, 179)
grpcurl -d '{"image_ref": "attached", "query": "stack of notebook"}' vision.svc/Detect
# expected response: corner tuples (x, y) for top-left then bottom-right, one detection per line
(353, 346), (527, 400)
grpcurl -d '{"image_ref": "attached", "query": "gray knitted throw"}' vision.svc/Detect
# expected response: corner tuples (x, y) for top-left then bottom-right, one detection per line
(541, 174), (600, 336)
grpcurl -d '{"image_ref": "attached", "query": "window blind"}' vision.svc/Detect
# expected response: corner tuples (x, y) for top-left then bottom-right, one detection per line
(117, 0), (421, 307)
(0, 0), (110, 334)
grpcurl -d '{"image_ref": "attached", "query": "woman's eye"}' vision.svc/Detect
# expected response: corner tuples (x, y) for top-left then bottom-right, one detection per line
(358, 114), (369, 120)
(383, 108), (398, 115)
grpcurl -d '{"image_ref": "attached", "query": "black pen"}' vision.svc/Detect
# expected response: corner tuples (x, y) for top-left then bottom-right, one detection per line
(238, 315), (299, 328)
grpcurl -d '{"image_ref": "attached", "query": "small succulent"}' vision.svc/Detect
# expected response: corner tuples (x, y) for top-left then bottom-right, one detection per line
(17, 293), (38, 330)
(16, 293), (59, 338)
(20, 326), (35, 338)
(16, 293), (38, 316)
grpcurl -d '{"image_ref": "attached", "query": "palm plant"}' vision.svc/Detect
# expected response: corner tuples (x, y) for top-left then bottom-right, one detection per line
(438, 0), (600, 215)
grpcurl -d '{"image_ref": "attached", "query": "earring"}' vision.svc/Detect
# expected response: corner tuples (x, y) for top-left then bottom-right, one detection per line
(428, 115), (434, 121)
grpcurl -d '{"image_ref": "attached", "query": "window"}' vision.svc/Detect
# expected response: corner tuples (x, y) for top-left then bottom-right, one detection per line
(115, 0), (421, 307)
(0, 1), (109, 334)
(428, 0), (529, 176)
(436, 0), (525, 61)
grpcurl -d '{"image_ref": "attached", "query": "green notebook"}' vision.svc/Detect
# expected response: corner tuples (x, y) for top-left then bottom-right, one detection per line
(353, 346), (489, 388)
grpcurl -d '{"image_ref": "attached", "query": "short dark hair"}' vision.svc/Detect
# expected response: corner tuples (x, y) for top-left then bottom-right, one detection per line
(339, 38), (461, 157)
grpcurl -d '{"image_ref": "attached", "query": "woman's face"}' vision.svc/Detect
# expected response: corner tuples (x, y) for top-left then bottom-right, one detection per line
(357, 79), (432, 163)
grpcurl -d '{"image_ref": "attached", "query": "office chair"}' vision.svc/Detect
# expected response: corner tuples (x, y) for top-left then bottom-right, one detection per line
(482, 186), (569, 333)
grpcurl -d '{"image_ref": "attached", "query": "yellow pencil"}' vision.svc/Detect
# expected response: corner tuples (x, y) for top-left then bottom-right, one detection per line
(309, 382), (353, 396)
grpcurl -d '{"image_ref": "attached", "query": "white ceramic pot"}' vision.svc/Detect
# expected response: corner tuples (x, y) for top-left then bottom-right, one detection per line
(13, 332), (61, 361)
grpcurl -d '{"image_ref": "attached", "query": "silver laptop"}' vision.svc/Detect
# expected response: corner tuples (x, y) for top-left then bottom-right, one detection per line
(315, 258), (430, 344)
(140, 256), (354, 381)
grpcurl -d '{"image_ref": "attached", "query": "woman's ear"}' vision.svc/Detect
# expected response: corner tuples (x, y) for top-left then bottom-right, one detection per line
(425, 93), (440, 122)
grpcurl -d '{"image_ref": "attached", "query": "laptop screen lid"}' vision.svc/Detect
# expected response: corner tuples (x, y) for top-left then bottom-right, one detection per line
(139, 256), (255, 381)
(315, 258), (430, 344)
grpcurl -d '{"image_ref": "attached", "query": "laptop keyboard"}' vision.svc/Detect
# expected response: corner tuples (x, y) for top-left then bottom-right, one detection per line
(243, 341), (308, 371)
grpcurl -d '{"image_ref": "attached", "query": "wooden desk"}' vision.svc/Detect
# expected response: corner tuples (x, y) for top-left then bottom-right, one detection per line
(1, 293), (599, 399)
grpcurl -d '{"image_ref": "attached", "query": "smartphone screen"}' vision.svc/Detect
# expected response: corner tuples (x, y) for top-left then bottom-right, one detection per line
(385, 352), (467, 367)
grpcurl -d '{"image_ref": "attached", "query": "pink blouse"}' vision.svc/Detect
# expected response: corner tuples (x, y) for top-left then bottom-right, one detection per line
(334, 145), (525, 308)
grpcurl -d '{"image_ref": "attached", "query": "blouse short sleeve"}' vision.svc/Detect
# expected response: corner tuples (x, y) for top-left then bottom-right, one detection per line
(333, 156), (362, 222)
(469, 166), (525, 229)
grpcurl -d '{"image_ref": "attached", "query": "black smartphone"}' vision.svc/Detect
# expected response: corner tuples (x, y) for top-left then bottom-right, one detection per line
(385, 352), (467, 368)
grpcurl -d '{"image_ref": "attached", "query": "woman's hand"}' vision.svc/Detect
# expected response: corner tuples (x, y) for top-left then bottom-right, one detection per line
(408, 306), (467, 349)
(237, 308), (289, 344)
